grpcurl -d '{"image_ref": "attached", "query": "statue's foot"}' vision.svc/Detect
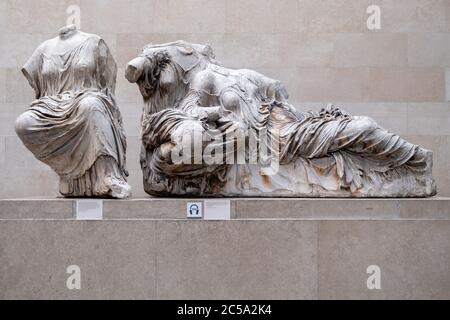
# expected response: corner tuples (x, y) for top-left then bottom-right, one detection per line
(406, 146), (436, 196)
(109, 177), (132, 199)
(409, 146), (433, 173)
(423, 148), (433, 173)
(421, 148), (437, 196)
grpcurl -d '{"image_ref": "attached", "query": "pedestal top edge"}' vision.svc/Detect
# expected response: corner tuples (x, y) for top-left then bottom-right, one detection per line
(1, 196), (449, 202)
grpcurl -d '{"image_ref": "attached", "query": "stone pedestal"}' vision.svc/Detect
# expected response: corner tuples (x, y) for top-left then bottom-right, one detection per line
(0, 198), (449, 299)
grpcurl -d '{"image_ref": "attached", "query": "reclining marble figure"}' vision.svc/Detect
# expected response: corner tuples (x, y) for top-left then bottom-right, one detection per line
(125, 41), (436, 197)
(15, 25), (131, 198)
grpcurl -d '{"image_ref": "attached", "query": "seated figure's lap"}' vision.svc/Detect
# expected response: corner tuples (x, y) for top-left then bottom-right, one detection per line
(15, 94), (110, 144)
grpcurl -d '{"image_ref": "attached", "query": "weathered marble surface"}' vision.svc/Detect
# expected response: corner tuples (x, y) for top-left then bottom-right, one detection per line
(125, 40), (436, 197)
(15, 25), (131, 198)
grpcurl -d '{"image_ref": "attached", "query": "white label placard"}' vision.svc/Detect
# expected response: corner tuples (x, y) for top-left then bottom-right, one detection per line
(204, 200), (231, 220)
(186, 202), (203, 219)
(75, 199), (103, 220)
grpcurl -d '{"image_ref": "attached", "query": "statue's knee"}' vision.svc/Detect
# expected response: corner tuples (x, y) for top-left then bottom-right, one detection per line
(221, 91), (240, 112)
(160, 142), (175, 160)
(15, 111), (35, 137)
(356, 116), (378, 132)
(78, 96), (102, 114)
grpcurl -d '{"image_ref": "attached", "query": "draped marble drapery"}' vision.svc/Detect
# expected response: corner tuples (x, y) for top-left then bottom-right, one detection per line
(15, 26), (130, 198)
(126, 41), (435, 197)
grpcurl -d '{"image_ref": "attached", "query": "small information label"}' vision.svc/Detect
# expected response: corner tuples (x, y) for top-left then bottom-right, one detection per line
(186, 202), (203, 219)
(204, 200), (231, 220)
(75, 199), (103, 220)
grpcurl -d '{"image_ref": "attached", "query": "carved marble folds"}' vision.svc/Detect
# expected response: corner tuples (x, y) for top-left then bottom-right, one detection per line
(15, 26), (131, 198)
(126, 41), (436, 197)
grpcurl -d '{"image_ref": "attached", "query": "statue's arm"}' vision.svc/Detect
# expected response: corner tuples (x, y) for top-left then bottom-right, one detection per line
(97, 38), (117, 94)
(22, 46), (43, 99)
(195, 105), (223, 122)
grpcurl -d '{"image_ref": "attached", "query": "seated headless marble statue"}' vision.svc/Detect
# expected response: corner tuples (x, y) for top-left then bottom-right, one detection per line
(126, 40), (436, 197)
(15, 25), (131, 198)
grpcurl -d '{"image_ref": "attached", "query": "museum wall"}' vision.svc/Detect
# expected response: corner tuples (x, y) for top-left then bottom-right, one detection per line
(0, 0), (449, 198)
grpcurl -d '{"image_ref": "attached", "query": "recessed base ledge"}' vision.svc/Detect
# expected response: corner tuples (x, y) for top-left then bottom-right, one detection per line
(0, 197), (449, 220)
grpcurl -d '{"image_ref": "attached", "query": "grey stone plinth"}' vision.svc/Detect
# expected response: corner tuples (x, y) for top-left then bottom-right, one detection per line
(1, 197), (450, 220)
(0, 198), (449, 299)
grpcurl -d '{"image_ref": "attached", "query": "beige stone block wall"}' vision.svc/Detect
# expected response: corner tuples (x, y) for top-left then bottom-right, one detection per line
(0, 0), (449, 198)
(1, 217), (449, 299)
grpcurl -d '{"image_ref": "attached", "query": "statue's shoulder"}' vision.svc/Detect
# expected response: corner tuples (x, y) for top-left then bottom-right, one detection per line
(43, 32), (102, 51)
(79, 32), (103, 45)
(208, 64), (230, 77)
(36, 37), (55, 53)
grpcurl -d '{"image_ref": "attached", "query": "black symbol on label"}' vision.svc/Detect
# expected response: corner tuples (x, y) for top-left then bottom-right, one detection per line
(189, 204), (200, 216)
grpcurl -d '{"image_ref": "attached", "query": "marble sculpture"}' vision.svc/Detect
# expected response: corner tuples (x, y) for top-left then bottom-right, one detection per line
(15, 25), (131, 198)
(125, 40), (436, 197)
